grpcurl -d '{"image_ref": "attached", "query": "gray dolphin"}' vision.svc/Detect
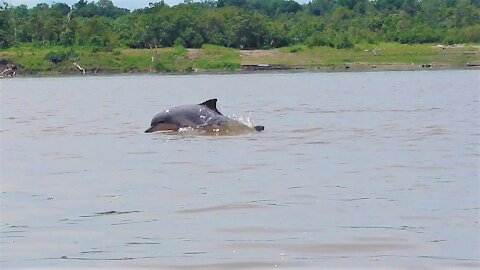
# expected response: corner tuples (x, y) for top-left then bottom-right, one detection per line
(145, 99), (264, 133)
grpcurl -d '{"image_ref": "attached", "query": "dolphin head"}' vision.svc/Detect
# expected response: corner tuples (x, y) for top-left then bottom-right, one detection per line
(145, 109), (178, 133)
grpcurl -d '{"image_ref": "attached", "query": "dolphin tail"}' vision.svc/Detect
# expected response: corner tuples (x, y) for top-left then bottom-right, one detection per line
(254, 126), (264, 131)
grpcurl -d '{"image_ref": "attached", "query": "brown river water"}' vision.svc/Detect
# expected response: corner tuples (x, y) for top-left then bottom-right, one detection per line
(1, 71), (479, 269)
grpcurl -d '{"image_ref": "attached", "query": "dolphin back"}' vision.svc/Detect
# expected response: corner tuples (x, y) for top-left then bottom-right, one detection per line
(146, 99), (264, 134)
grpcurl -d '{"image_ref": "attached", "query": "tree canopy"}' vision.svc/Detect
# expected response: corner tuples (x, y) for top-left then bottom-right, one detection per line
(0, 0), (479, 49)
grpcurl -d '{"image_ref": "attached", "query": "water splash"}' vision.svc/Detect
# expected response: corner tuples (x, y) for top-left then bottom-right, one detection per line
(173, 113), (258, 136)
(178, 127), (195, 133)
(228, 113), (254, 128)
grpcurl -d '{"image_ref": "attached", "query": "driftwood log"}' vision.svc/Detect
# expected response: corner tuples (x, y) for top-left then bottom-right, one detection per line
(73, 62), (86, 75)
(0, 68), (13, 77)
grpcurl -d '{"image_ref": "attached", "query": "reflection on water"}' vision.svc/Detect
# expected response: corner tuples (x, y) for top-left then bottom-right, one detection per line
(1, 71), (479, 269)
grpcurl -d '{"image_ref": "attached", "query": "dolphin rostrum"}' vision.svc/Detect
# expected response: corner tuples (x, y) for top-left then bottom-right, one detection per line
(145, 99), (264, 134)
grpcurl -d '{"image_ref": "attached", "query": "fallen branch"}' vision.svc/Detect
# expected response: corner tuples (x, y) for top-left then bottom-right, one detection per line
(72, 62), (86, 75)
(0, 68), (13, 77)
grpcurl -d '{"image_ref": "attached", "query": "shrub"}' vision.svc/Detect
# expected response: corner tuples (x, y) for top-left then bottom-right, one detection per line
(155, 61), (175, 72)
(174, 37), (185, 47)
(173, 45), (187, 57)
(335, 34), (354, 49)
(196, 58), (240, 70)
(463, 25), (480, 43)
(306, 33), (332, 48)
(197, 44), (240, 70)
(288, 45), (305, 53)
(44, 50), (70, 64)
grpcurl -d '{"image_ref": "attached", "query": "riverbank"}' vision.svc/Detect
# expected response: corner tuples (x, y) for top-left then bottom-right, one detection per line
(1, 43), (479, 77)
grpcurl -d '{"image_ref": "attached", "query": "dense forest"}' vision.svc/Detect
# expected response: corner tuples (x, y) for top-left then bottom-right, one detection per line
(0, 0), (479, 51)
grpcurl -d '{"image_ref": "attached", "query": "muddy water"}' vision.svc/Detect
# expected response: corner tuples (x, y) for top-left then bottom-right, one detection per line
(1, 71), (479, 269)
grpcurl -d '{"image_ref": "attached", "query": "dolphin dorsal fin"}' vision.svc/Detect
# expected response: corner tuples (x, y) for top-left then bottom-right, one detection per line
(199, 99), (223, 115)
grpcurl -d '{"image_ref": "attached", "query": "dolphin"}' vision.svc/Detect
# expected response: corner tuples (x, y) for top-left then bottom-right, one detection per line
(145, 99), (264, 134)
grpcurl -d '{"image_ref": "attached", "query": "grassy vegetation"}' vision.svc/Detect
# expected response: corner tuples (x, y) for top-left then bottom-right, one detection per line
(272, 43), (480, 67)
(1, 43), (478, 76)
(0, 45), (183, 74)
(195, 44), (241, 70)
(153, 46), (192, 72)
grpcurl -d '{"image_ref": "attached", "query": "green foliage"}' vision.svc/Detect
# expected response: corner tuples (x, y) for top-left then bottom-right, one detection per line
(196, 44), (241, 70)
(60, 29), (75, 46)
(398, 26), (442, 44)
(306, 32), (333, 48)
(287, 45), (305, 52)
(219, 0), (301, 16)
(43, 49), (77, 64)
(72, 0), (129, 19)
(155, 46), (191, 72)
(0, 0), (479, 52)
(1, 43), (478, 74)
(463, 25), (480, 42)
(0, 3), (13, 48)
(335, 34), (354, 49)
(174, 37), (185, 47)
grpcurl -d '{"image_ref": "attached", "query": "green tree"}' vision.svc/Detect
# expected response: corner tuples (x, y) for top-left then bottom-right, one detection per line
(0, 3), (13, 48)
(1, 0), (478, 50)
(455, 0), (480, 27)
(308, 0), (335, 16)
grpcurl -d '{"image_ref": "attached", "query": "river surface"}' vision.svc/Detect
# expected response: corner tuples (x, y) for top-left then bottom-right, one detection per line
(1, 71), (479, 269)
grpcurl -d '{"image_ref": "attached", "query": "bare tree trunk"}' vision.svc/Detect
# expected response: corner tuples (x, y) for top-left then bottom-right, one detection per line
(13, 20), (17, 44)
